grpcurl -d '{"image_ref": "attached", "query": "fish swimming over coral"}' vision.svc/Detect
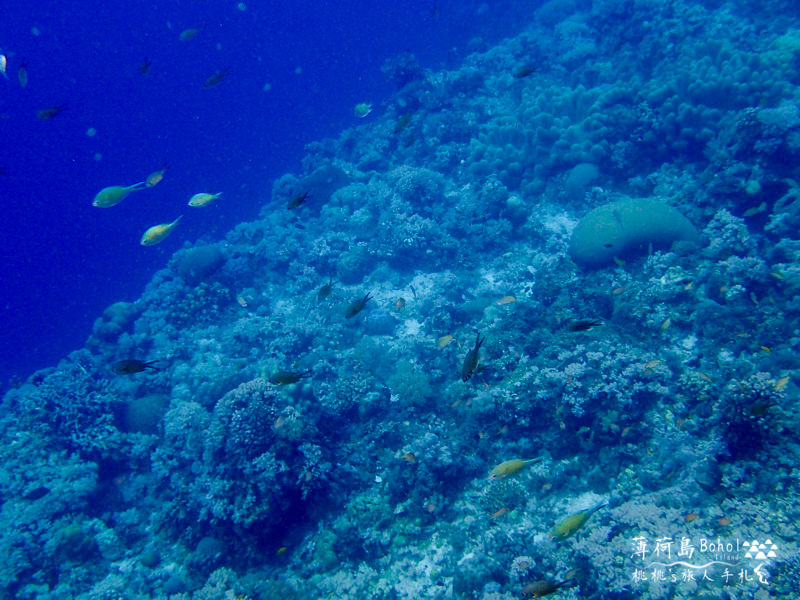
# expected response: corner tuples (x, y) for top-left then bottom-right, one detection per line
(269, 370), (312, 385)
(461, 332), (484, 381)
(489, 457), (542, 480)
(551, 501), (607, 541)
(111, 359), (160, 375)
(345, 293), (373, 318)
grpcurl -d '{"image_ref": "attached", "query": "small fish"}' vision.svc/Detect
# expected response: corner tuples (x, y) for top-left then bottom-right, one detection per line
(717, 516), (731, 527)
(345, 293), (373, 318)
(749, 399), (776, 417)
(140, 216), (182, 246)
(276, 546), (288, 556)
(489, 457), (542, 480)
(203, 68), (230, 88)
(188, 192), (222, 207)
(611, 286), (626, 296)
(36, 104), (67, 120)
(661, 317), (671, 332)
(521, 578), (575, 598)
(742, 202), (766, 217)
(684, 512), (699, 523)
(111, 359), (160, 375)
(139, 57), (152, 76)
(92, 183), (145, 207)
(22, 486), (50, 501)
(461, 332), (484, 382)
(145, 165), (168, 187)
(566, 319), (602, 332)
(513, 64), (536, 78)
(697, 371), (713, 383)
(394, 111), (413, 134)
(437, 335), (454, 349)
(613, 256), (626, 267)
(353, 102), (373, 118)
(760, 345), (772, 354)
(0, 54), (7, 79)
(774, 376), (790, 392)
(395, 298), (406, 311)
(17, 59), (28, 88)
(287, 191), (309, 209)
(179, 28), (201, 41)
(317, 278), (335, 302)
(551, 501), (607, 541)
(643, 359), (661, 370)
(269, 370), (312, 385)
(236, 294), (249, 308)
(490, 507), (508, 519)
(399, 452), (417, 463)
(497, 295), (516, 305)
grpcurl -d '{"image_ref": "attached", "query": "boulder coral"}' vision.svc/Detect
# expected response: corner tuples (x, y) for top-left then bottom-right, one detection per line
(569, 197), (700, 268)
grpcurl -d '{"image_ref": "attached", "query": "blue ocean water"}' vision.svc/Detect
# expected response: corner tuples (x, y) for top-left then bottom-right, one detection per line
(1, 1), (799, 599)
(0, 0), (526, 385)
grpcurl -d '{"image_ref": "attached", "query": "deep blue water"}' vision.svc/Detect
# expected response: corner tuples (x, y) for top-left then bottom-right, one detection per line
(0, 0), (529, 385)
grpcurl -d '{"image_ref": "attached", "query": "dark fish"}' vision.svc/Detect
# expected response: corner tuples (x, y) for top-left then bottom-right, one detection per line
(269, 370), (312, 385)
(36, 104), (67, 120)
(513, 64), (537, 79)
(317, 278), (335, 302)
(139, 57), (152, 76)
(22, 486), (50, 501)
(111, 359), (160, 375)
(461, 332), (484, 382)
(394, 111), (414, 134)
(18, 59), (28, 88)
(203, 68), (230, 88)
(345, 292), (373, 318)
(179, 28), (201, 41)
(566, 319), (602, 332)
(521, 577), (575, 598)
(287, 191), (309, 209)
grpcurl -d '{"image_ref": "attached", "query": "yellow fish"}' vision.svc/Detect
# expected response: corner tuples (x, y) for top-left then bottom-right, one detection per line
(551, 501), (607, 541)
(140, 216), (182, 246)
(353, 102), (373, 118)
(489, 457), (542, 480)
(188, 192), (222, 207)
(774, 376), (790, 392)
(92, 183), (145, 207)
(145, 166), (167, 187)
(437, 335), (454, 349)
(497, 295), (516, 305)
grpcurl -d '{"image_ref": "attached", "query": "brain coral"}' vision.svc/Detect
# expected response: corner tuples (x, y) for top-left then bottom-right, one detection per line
(569, 197), (700, 268)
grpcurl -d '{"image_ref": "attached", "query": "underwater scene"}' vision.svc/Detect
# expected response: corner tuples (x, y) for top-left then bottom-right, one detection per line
(2, 0), (800, 599)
